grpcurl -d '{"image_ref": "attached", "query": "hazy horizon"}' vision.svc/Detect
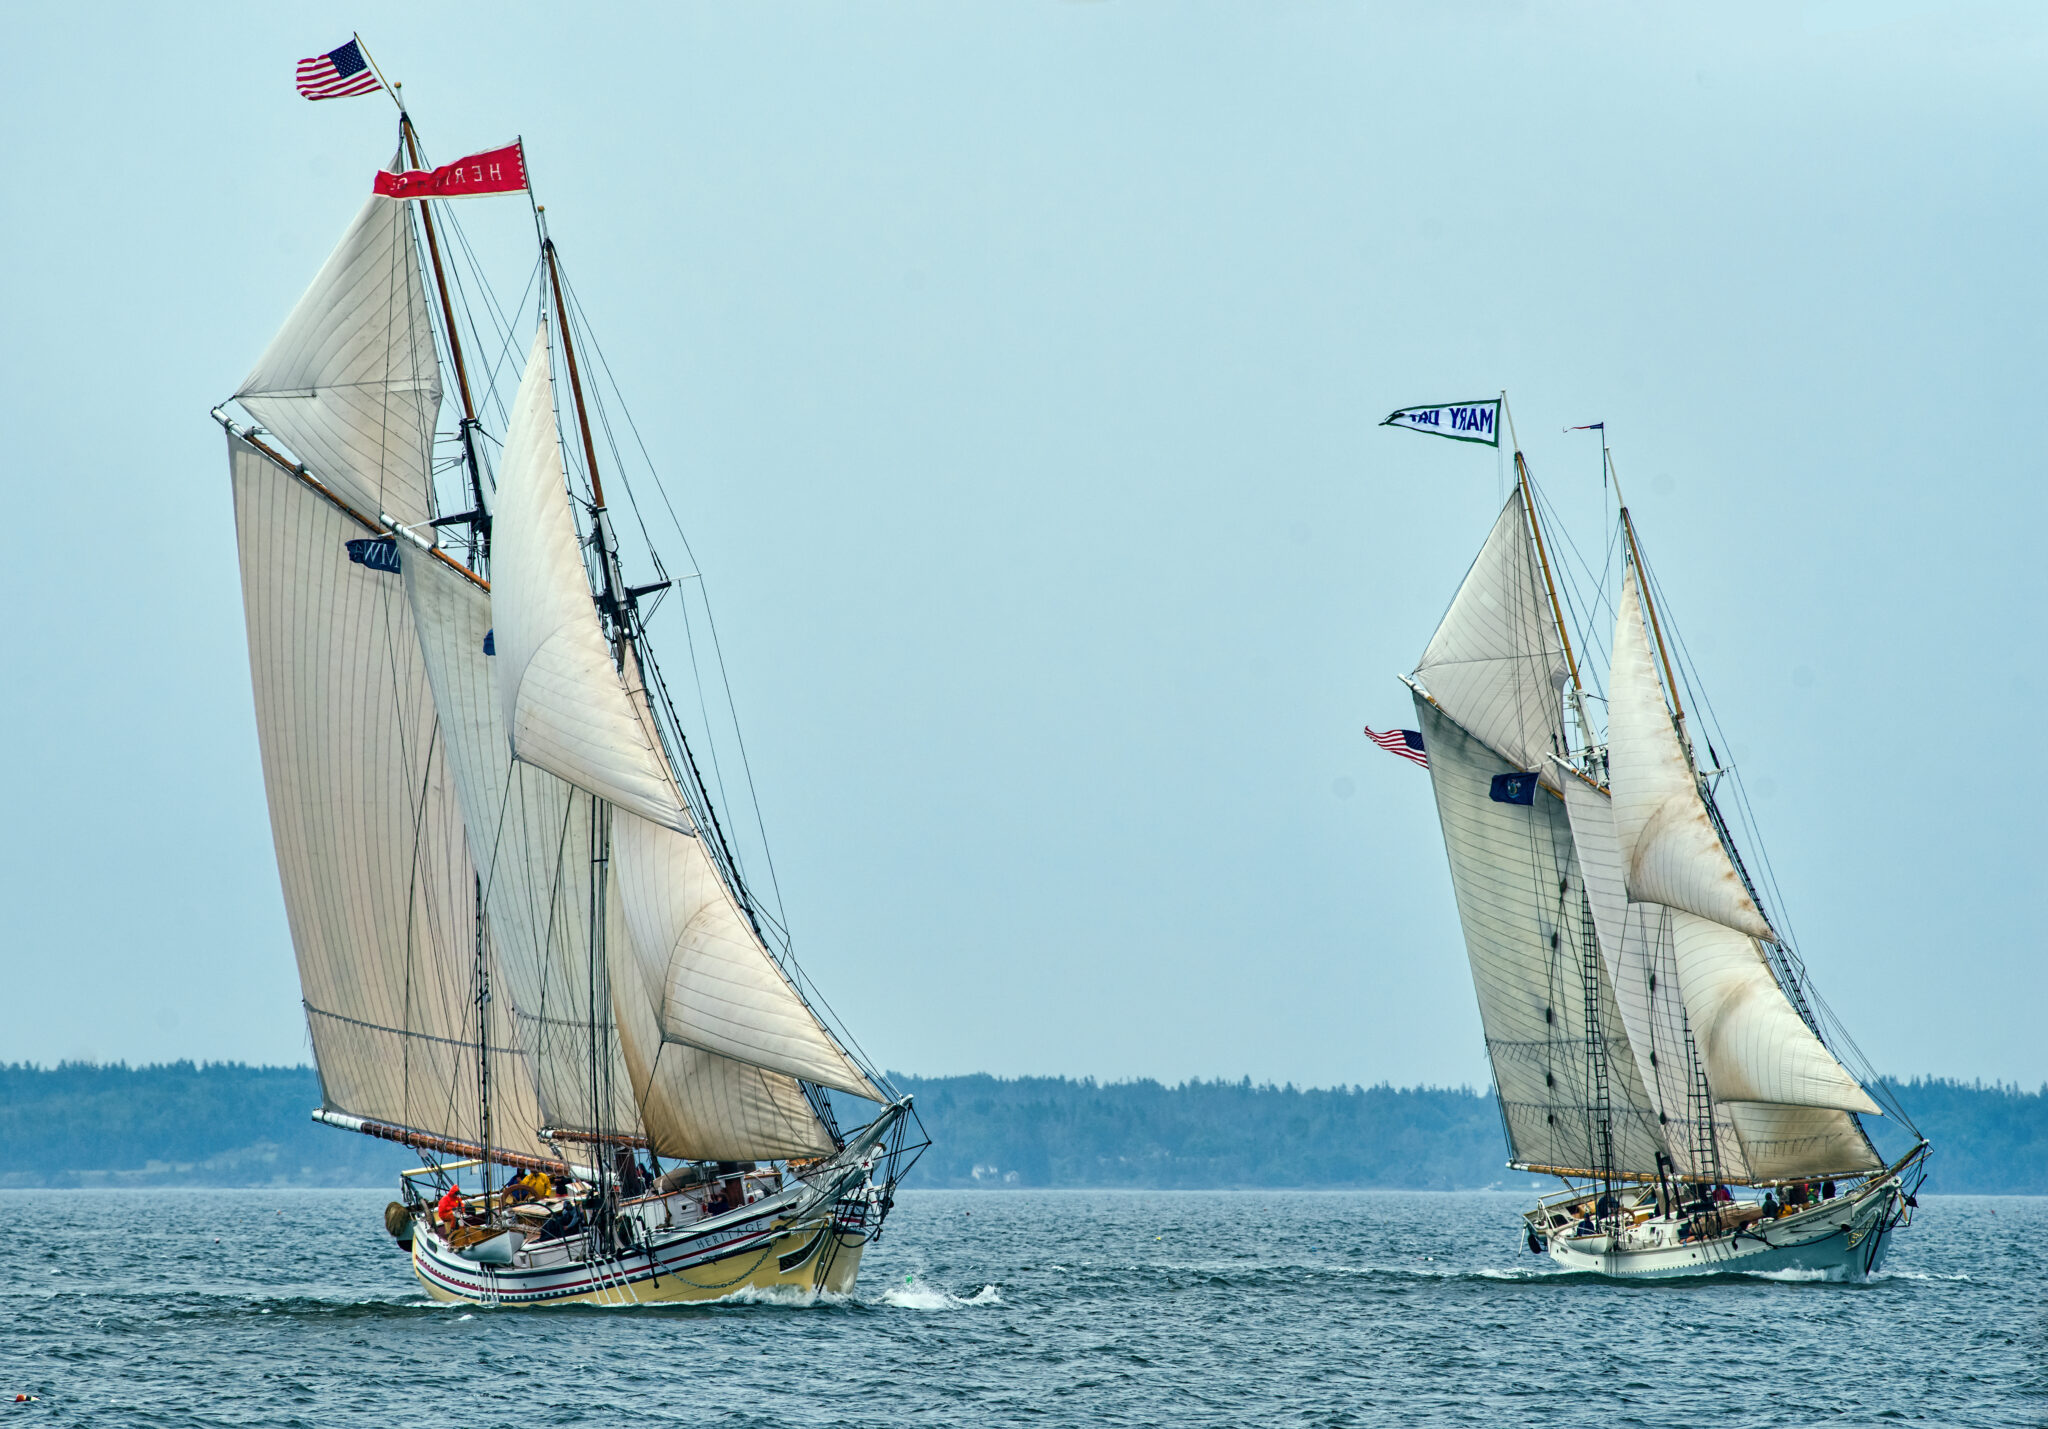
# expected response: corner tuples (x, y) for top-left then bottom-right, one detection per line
(5, 2), (2041, 1091)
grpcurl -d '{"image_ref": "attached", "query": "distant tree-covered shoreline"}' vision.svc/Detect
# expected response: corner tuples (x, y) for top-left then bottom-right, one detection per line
(0, 1062), (2036, 1193)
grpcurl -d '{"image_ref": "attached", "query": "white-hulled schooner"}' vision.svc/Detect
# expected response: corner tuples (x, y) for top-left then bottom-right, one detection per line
(212, 108), (923, 1306)
(1383, 399), (1926, 1279)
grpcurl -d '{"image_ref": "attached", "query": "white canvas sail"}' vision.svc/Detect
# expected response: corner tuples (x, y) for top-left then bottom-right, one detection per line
(400, 541), (643, 1138)
(613, 811), (881, 1099)
(236, 195), (443, 530)
(489, 324), (692, 833)
(1606, 570), (1776, 942)
(228, 435), (548, 1156)
(1668, 911), (1879, 1115)
(401, 541), (843, 1158)
(1414, 492), (1571, 780)
(1413, 696), (1666, 1176)
(604, 874), (840, 1161)
(1555, 764), (1708, 1166)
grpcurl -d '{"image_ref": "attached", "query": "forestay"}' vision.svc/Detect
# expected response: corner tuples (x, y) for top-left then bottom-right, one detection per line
(1414, 492), (1571, 782)
(227, 436), (548, 1156)
(235, 194), (443, 530)
(488, 324), (693, 833)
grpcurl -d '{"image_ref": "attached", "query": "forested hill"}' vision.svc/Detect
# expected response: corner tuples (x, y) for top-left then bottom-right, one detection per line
(0, 1063), (2040, 1192)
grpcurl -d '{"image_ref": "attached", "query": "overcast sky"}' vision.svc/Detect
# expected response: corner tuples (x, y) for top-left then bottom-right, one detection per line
(4, 1), (2039, 1095)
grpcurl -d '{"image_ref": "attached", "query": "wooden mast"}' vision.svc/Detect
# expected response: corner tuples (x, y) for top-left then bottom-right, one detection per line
(1610, 452), (1685, 725)
(399, 114), (490, 538)
(543, 238), (607, 511)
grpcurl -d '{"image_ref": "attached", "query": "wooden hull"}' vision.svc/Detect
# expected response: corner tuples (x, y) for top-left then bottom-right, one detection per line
(412, 1188), (874, 1307)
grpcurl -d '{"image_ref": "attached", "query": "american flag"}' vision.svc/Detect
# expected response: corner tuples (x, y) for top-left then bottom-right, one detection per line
(296, 39), (383, 101)
(1364, 725), (1428, 768)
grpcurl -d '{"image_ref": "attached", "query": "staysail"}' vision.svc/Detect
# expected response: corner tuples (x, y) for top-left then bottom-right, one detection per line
(400, 542), (842, 1158)
(1605, 570), (1776, 941)
(488, 325), (693, 834)
(227, 434), (549, 1157)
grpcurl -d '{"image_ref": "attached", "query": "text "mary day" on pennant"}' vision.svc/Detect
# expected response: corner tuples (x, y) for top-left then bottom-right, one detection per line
(1380, 399), (1501, 447)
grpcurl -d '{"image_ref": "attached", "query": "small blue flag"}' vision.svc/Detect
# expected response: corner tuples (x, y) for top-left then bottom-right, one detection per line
(482, 629), (495, 656)
(1489, 772), (1537, 805)
(345, 537), (401, 574)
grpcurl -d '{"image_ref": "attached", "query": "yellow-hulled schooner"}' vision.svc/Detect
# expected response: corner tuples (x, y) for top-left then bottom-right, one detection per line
(212, 107), (923, 1306)
(1381, 398), (1925, 1279)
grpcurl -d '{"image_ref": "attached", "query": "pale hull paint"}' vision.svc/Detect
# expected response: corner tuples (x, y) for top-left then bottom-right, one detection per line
(1545, 1182), (1905, 1282)
(412, 1193), (873, 1306)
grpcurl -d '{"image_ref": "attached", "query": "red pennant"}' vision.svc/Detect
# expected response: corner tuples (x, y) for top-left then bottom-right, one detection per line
(374, 142), (527, 200)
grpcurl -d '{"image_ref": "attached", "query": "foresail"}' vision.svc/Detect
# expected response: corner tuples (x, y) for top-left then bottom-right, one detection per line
(1606, 570), (1776, 941)
(489, 324), (693, 833)
(1414, 492), (1570, 780)
(236, 195), (443, 530)
(227, 435), (547, 1156)
(614, 811), (882, 1099)
(1413, 695), (1665, 1176)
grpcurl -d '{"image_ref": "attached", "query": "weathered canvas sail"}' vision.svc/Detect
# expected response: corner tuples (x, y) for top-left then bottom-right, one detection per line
(1414, 492), (1570, 780)
(402, 541), (842, 1159)
(488, 325), (693, 833)
(1413, 697), (1666, 1175)
(1606, 571), (1776, 942)
(604, 877), (840, 1162)
(235, 195), (443, 530)
(228, 435), (547, 1156)
(1555, 764), (1716, 1171)
(1669, 911), (1879, 1115)
(1728, 1101), (1881, 1180)
(614, 812), (882, 1098)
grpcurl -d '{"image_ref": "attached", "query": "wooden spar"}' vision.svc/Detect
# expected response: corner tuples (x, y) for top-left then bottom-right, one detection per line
(1514, 449), (1583, 700)
(399, 117), (478, 427)
(543, 239), (606, 509)
(212, 408), (488, 591)
(540, 1126), (652, 1150)
(1618, 503), (1685, 725)
(311, 1108), (595, 1179)
(397, 113), (491, 548)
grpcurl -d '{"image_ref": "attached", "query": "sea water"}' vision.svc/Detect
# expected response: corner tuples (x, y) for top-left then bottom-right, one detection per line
(0, 1188), (2036, 1426)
